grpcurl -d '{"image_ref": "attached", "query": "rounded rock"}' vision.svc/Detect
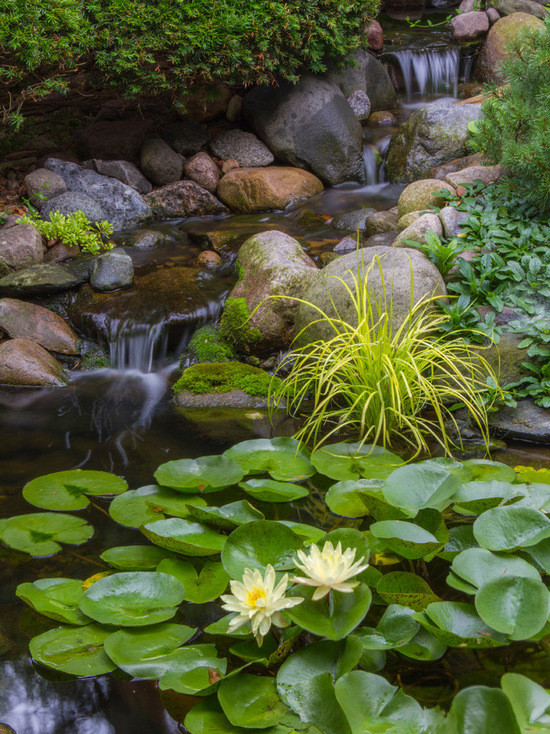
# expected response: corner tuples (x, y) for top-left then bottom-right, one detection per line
(210, 130), (274, 168)
(183, 151), (220, 193)
(41, 191), (107, 224)
(140, 137), (183, 186)
(90, 248), (134, 292)
(217, 167), (324, 213)
(398, 179), (456, 217)
(198, 250), (222, 269)
(347, 90), (371, 121)
(24, 168), (67, 208)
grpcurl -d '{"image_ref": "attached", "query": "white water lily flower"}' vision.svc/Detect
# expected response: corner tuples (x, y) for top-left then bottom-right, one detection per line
(292, 540), (369, 600)
(220, 564), (303, 645)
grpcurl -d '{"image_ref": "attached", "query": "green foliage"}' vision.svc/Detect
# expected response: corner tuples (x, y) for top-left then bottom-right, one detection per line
(470, 17), (550, 209)
(404, 229), (470, 278)
(17, 210), (113, 254)
(173, 361), (279, 397)
(1, 0), (379, 126)
(218, 298), (261, 355)
(187, 326), (235, 364)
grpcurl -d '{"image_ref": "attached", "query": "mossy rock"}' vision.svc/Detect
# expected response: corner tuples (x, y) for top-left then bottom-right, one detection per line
(187, 325), (235, 363)
(173, 361), (280, 398)
(218, 297), (262, 355)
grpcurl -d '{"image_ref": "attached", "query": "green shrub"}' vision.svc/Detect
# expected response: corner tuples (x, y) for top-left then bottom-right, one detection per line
(173, 361), (279, 397)
(470, 17), (550, 210)
(1, 0), (379, 129)
(17, 210), (113, 254)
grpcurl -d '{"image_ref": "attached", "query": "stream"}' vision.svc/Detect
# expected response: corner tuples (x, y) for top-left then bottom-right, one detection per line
(1, 15), (549, 734)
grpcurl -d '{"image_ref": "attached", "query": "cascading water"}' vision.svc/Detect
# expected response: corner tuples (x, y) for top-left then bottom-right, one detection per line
(363, 135), (391, 185)
(388, 47), (461, 101)
(108, 319), (169, 373)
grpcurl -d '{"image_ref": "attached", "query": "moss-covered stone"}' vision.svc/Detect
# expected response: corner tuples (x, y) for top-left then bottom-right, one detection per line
(218, 297), (261, 355)
(173, 361), (280, 397)
(187, 325), (235, 363)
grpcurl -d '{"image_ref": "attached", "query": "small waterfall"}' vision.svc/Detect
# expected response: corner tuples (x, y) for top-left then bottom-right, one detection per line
(108, 319), (169, 373)
(388, 47), (461, 101)
(363, 135), (391, 185)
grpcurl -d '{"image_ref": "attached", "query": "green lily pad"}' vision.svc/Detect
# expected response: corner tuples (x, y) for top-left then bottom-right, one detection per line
(103, 623), (197, 678)
(79, 571), (185, 627)
(185, 697), (288, 734)
(238, 479), (309, 503)
(369, 510), (447, 560)
(310, 443), (403, 482)
(158, 644), (228, 694)
(218, 674), (288, 728)
(450, 548), (541, 592)
(382, 460), (460, 517)
(376, 572), (440, 611)
(157, 558), (229, 603)
(523, 538), (550, 574)
(397, 627), (447, 661)
(355, 605), (419, 651)
(325, 480), (375, 518)
(279, 522), (326, 545)
(221, 520), (303, 578)
(0, 512), (93, 556)
(229, 635), (279, 664)
(448, 686), (521, 734)
(109, 485), (207, 528)
(224, 438), (314, 482)
(475, 575), (550, 640)
(204, 614), (254, 638)
(100, 545), (177, 571)
(154, 455), (244, 493)
(438, 524), (478, 561)
(452, 481), (523, 515)
(416, 602), (507, 648)
(473, 507), (550, 551)
(23, 469), (128, 511)
(462, 459), (516, 482)
(16, 578), (88, 625)
(185, 501), (264, 529)
(142, 518), (227, 556)
(29, 623), (116, 676)
(501, 673), (550, 731)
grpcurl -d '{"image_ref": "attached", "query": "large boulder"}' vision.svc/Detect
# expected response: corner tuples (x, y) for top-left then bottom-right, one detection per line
(326, 49), (397, 111)
(210, 130), (274, 167)
(24, 168), (67, 208)
(450, 10), (490, 40)
(489, 0), (548, 19)
(43, 158), (152, 230)
(140, 137), (183, 186)
(0, 338), (66, 386)
(0, 224), (44, 276)
(144, 181), (227, 218)
(0, 263), (82, 296)
(243, 76), (364, 185)
(294, 246), (446, 345)
(223, 231), (319, 354)
(41, 191), (108, 224)
(0, 299), (79, 354)
(386, 101), (483, 182)
(217, 167), (323, 213)
(93, 160), (152, 194)
(475, 13), (545, 84)
(78, 119), (155, 161)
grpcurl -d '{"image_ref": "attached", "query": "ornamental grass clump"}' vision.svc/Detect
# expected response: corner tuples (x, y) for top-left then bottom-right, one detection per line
(270, 256), (500, 456)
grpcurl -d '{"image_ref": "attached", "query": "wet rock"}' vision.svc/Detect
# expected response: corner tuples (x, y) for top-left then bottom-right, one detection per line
(327, 49), (397, 111)
(364, 231), (398, 247)
(44, 159), (152, 230)
(386, 101), (483, 182)
(347, 90), (371, 121)
(90, 248), (134, 292)
(198, 250), (222, 269)
(41, 191), (108, 224)
(294, 245), (445, 345)
(0, 263), (82, 296)
(210, 130), (274, 168)
(93, 160), (152, 194)
(368, 111), (397, 127)
(188, 230), (242, 253)
(490, 0), (548, 17)
(217, 167), (323, 213)
(161, 120), (210, 156)
(78, 119), (155, 160)
(226, 95), (243, 122)
(393, 213), (443, 247)
(334, 236), (361, 253)
(140, 138), (183, 186)
(398, 179), (456, 217)
(450, 11), (490, 40)
(489, 400), (550, 444)
(44, 242), (80, 263)
(226, 230), (319, 354)
(486, 7), (501, 23)
(144, 180), (227, 218)
(319, 252), (340, 267)
(397, 211), (427, 231)
(175, 390), (271, 410)
(475, 13), (545, 84)
(183, 152), (220, 193)
(438, 206), (469, 237)
(365, 19), (384, 50)
(131, 230), (169, 248)
(0, 224), (44, 276)
(445, 164), (506, 187)
(0, 298), (79, 354)
(175, 84), (231, 122)
(331, 208), (376, 230)
(221, 159), (239, 175)
(0, 338), (66, 386)
(430, 152), (485, 179)
(364, 210), (400, 236)
(243, 75), (364, 186)
(459, 0), (477, 11)
(24, 168), (67, 208)
(482, 330), (530, 385)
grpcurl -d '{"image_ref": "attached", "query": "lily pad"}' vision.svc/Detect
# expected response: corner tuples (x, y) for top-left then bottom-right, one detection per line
(100, 545), (177, 571)
(79, 571), (185, 627)
(475, 575), (550, 640)
(154, 456), (244, 493)
(103, 623), (197, 678)
(16, 578), (88, 625)
(369, 512), (447, 560)
(462, 459), (516, 482)
(23, 469), (128, 511)
(452, 481), (523, 515)
(501, 673), (550, 731)
(376, 572), (440, 611)
(218, 674), (288, 728)
(109, 485), (207, 528)
(29, 623), (116, 676)
(221, 521), (303, 578)
(473, 507), (550, 551)
(311, 443), (403, 482)
(284, 584), (371, 641)
(224, 438), (314, 482)
(204, 614), (254, 638)
(355, 605), (419, 651)
(142, 518), (227, 556)
(157, 558), (229, 603)
(397, 627), (447, 661)
(279, 522), (326, 545)
(158, 644), (227, 694)
(238, 479), (309, 504)
(185, 697), (287, 734)
(417, 602), (507, 648)
(450, 548), (541, 592)
(382, 461), (460, 517)
(438, 524), (478, 561)
(0, 512), (93, 556)
(448, 686), (521, 734)
(185, 501), (264, 529)
(325, 480), (375, 518)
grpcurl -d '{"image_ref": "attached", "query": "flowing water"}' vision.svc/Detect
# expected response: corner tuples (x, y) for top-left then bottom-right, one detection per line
(0, 15), (547, 733)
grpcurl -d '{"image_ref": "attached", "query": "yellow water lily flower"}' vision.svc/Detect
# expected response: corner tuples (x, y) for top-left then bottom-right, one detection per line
(292, 540), (369, 600)
(220, 565), (303, 645)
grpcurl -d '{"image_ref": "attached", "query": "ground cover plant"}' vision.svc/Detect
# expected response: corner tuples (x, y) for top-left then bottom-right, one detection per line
(17, 209), (114, 255)
(3, 440), (550, 732)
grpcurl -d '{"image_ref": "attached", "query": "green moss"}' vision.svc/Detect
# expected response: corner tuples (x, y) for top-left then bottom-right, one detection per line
(187, 326), (235, 363)
(219, 297), (261, 355)
(235, 262), (245, 284)
(173, 361), (280, 397)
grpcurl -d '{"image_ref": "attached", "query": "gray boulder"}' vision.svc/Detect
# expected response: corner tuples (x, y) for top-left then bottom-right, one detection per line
(93, 160), (152, 194)
(489, 0), (548, 18)
(144, 181), (227, 218)
(224, 230), (319, 355)
(210, 130), (274, 167)
(393, 213), (443, 247)
(0, 263), (82, 296)
(294, 245), (446, 345)
(326, 50), (397, 111)
(140, 137), (183, 186)
(90, 248), (134, 291)
(24, 168), (67, 208)
(438, 206), (469, 237)
(161, 120), (210, 156)
(0, 338), (66, 386)
(243, 75), (364, 186)
(41, 191), (108, 224)
(365, 210), (400, 236)
(347, 91), (371, 121)
(386, 101), (483, 182)
(0, 224), (44, 276)
(331, 208), (375, 230)
(44, 158), (151, 230)
(489, 400), (550, 444)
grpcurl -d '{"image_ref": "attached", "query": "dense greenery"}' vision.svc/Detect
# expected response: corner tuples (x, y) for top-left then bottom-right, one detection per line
(0, 0), (378, 128)
(17, 209), (113, 254)
(173, 361), (280, 397)
(4, 443), (550, 732)
(470, 17), (550, 210)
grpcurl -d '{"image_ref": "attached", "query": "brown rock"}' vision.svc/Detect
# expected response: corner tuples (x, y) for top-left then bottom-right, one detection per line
(0, 224), (44, 276)
(144, 181), (227, 218)
(0, 338), (66, 386)
(198, 250), (222, 268)
(450, 11), (490, 41)
(183, 152), (220, 193)
(222, 159), (239, 175)
(0, 299), (79, 354)
(365, 19), (384, 50)
(445, 164), (506, 187)
(44, 243), (81, 263)
(217, 166), (324, 213)
(430, 153), (485, 179)
(368, 111), (397, 127)
(78, 120), (155, 161)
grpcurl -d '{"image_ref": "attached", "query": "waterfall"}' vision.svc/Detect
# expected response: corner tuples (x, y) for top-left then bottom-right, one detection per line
(363, 135), (391, 185)
(108, 319), (169, 373)
(387, 47), (461, 101)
